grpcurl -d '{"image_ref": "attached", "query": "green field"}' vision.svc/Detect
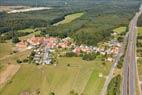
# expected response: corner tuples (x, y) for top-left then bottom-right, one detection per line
(113, 27), (127, 34)
(54, 12), (84, 26)
(0, 57), (111, 95)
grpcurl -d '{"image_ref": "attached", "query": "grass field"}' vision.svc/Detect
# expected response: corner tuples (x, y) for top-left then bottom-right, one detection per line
(18, 28), (35, 33)
(0, 57), (111, 95)
(137, 27), (142, 80)
(0, 41), (14, 58)
(54, 12), (84, 26)
(0, 48), (31, 73)
(138, 27), (142, 36)
(19, 28), (41, 40)
(113, 27), (127, 34)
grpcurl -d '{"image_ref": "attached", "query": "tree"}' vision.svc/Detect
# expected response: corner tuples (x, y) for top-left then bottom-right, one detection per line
(66, 52), (77, 57)
(12, 36), (20, 43)
(28, 51), (35, 63)
(82, 53), (96, 61)
(70, 90), (79, 95)
(17, 59), (22, 64)
(107, 75), (121, 95)
(49, 92), (55, 95)
(117, 55), (124, 69)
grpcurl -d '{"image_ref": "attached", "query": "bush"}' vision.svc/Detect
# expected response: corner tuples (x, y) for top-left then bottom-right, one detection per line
(102, 62), (106, 65)
(66, 52), (77, 57)
(17, 59), (22, 64)
(23, 59), (29, 63)
(28, 51), (36, 63)
(107, 75), (121, 95)
(117, 36), (123, 42)
(138, 58), (142, 64)
(12, 36), (20, 43)
(49, 92), (55, 95)
(70, 90), (79, 95)
(82, 53), (96, 61)
(67, 64), (70, 67)
(117, 55), (124, 69)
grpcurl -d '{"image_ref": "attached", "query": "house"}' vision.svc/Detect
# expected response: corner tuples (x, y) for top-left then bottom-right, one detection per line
(58, 42), (68, 48)
(47, 42), (55, 48)
(106, 57), (113, 62)
(27, 36), (44, 47)
(16, 40), (28, 49)
(73, 47), (81, 55)
(111, 46), (119, 55)
(43, 37), (59, 48)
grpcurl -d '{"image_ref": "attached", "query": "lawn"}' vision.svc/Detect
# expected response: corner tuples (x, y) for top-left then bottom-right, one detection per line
(54, 12), (84, 26)
(113, 27), (127, 34)
(0, 57), (112, 95)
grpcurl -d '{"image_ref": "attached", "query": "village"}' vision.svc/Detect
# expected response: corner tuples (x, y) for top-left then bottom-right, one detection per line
(15, 32), (121, 65)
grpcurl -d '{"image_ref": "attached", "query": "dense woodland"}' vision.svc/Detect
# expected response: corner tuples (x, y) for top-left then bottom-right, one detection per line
(0, 1), (141, 45)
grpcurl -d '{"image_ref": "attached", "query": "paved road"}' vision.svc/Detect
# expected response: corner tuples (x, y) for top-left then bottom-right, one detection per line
(122, 5), (142, 95)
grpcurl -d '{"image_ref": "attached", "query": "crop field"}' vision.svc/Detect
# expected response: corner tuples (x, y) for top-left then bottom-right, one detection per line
(54, 12), (84, 26)
(0, 57), (111, 95)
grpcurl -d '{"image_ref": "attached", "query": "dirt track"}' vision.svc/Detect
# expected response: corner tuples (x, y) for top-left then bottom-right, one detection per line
(0, 64), (20, 88)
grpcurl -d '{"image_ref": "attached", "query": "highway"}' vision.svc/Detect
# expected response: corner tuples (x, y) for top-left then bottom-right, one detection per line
(122, 5), (142, 95)
(101, 4), (142, 95)
(100, 21), (129, 95)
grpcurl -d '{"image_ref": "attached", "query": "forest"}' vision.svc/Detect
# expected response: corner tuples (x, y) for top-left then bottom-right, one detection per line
(0, 0), (141, 45)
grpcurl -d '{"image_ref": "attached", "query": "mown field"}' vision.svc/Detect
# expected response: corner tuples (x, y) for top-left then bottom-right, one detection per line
(0, 57), (112, 95)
